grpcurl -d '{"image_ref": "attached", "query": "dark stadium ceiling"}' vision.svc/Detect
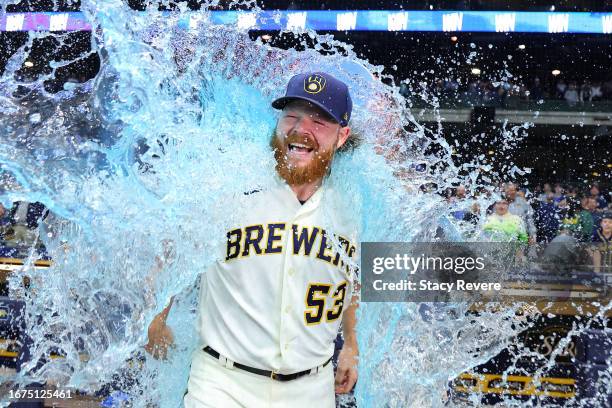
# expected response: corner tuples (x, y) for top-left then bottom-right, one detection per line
(1, 1), (611, 93)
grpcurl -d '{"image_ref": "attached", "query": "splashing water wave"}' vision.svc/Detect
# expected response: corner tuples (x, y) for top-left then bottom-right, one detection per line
(1, 1), (609, 407)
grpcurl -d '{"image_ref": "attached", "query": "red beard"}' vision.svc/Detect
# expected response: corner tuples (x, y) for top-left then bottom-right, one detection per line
(270, 130), (336, 185)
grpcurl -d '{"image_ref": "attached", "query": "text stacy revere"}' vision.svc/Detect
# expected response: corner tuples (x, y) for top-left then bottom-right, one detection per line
(372, 279), (502, 292)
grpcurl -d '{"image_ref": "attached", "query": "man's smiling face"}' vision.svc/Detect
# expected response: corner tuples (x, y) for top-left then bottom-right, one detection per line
(271, 100), (349, 185)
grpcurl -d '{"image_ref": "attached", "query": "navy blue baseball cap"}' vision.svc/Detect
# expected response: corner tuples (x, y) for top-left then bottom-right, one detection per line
(272, 72), (353, 127)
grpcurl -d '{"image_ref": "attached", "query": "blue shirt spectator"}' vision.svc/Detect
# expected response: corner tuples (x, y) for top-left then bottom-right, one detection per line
(535, 193), (559, 243)
(590, 184), (608, 210)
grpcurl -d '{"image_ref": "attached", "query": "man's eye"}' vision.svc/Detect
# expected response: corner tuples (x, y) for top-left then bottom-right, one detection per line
(314, 121), (326, 126)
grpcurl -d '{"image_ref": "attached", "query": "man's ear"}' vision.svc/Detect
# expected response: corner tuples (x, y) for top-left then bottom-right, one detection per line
(336, 127), (351, 149)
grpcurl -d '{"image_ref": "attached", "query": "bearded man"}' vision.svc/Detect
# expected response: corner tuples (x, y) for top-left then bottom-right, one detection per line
(146, 72), (360, 407)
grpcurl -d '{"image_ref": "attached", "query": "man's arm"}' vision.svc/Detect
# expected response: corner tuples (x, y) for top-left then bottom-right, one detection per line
(144, 297), (175, 359)
(144, 239), (177, 359)
(335, 294), (359, 394)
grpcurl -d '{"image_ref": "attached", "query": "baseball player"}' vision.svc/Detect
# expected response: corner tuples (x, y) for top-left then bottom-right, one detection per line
(146, 72), (360, 407)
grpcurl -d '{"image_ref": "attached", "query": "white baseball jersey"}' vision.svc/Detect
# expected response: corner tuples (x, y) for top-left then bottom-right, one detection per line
(198, 177), (359, 374)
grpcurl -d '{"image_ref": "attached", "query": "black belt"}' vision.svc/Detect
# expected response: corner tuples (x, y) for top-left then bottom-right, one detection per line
(203, 346), (332, 382)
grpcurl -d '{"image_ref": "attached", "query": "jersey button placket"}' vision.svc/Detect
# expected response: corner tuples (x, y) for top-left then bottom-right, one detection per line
(278, 214), (296, 359)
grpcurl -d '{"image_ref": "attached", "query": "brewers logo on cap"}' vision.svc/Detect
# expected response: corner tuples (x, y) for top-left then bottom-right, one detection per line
(304, 74), (326, 94)
(272, 72), (352, 126)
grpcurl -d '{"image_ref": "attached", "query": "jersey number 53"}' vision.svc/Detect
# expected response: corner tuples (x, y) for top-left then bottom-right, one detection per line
(304, 282), (347, 325)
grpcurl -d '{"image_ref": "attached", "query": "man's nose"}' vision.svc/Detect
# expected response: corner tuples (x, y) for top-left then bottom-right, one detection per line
(290, 116), (313, 134)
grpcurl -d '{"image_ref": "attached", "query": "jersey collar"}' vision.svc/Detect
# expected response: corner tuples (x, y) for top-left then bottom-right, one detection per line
(273, 174), (326, 214)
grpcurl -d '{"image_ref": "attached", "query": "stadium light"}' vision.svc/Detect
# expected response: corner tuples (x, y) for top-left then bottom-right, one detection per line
(552, 69), (561, 76)
(471, 68), (481, 75)
(518, 44), (526, 49)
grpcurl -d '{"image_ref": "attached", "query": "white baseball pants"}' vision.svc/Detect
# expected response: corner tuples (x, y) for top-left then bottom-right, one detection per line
(183, 349), (335, 408)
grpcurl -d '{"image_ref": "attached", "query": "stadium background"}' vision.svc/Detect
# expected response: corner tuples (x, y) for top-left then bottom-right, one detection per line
(0, 1), (611, 407)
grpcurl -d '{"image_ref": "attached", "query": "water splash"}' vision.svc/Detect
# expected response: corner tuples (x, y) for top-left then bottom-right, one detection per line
(0, 1), (608, 407)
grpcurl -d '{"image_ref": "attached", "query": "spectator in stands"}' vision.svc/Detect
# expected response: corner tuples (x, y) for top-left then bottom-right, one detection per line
(566, 186), (580, 213)
(495, 86), (507, 107)
(589, 183), (608, 210)
(463, 202), (480, 226)
(530, 77), (544, 102)
(564, 82), (580, 106)
(590, 82), (603, 101)
(483, 199), (528, 243)
(577, 196), (597, 242)
(518, 82), (530, 101)
(556, 79), (567, 99)
(591, 213), (612, 273)
(4, 201), (48, 249)
(443, 187), (454, 202)
(557, 198), (579, 233)
(552, 183), (565, 203)
(538, 183), (552, 201)
(580, 81), (592, 102)
(452, 185), (467, 201)
(533, 184), (543, 196)
(449, 185), (470, 220)
(535, 192), (559, 243)
(504, 182), (536, 244)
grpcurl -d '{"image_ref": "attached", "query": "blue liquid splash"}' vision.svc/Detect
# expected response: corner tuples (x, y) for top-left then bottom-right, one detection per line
(1, 1), (609, 407)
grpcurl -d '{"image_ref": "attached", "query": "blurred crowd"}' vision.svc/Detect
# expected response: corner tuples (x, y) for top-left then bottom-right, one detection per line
(447, 182), (612, 272)
(0, 201), (49, 257)
(405, 77), (612, 108)
(1, 181), (610, 272)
